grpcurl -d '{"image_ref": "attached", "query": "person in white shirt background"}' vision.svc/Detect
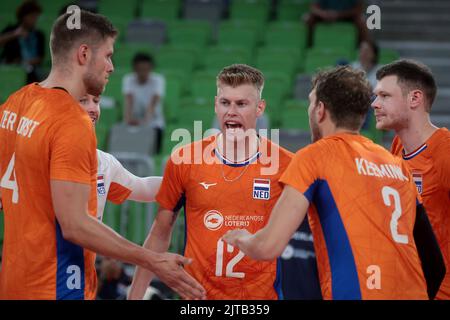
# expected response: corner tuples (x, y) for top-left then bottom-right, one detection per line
(122, 53), (165, 154)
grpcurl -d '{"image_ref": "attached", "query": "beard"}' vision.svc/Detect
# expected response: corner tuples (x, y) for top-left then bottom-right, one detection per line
(309, 114), (322, 143)
(84, 71), (104, 96)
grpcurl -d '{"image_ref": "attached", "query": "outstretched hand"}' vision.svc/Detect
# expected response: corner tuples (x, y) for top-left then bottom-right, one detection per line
(151, 252), (206, 300)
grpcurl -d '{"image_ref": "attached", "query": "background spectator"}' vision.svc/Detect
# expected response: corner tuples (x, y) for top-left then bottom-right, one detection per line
(122, 53), (166, 154)
(0, 0), (45, 83)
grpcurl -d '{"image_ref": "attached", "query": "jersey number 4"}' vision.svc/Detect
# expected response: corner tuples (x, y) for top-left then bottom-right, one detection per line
(1, 153), (19, 204)
(215, 239), (245, 278)
(382, 186), (408, 244)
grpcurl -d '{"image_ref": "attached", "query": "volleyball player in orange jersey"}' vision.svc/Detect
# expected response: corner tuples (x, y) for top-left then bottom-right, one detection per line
(0, 10), (204, 299)
(373, 59), (450, 299)
(224, 66), (445, 300)
(128, 64), (293, 300)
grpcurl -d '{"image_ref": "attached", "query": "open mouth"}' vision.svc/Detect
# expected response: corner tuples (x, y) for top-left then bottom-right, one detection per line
(225, 121), (243, 130)
(88, 112), (98, 124)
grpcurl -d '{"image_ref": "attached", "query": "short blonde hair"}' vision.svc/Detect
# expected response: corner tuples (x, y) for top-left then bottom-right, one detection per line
(216, 64), (265, 96)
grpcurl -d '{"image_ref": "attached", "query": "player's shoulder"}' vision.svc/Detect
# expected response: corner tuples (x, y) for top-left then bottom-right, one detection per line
(429, 127), (450, 150)
(97, 149), (116, 164)
(427, 127), (450, 164)
(390, 135), (403, 156)
(97, 149), (122, 173)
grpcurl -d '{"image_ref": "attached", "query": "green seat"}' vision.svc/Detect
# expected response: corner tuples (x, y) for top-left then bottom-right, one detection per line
(256, 51), (300, 78)
(164, 78), (183, 123)
(156, 50), (196, 74)
(156, 45), (200, 70)
(126, 202), (151, 244)
(277, 0), (311, 21)
(208, 45), (253, 63)
(202, 51), (249, 71)
(103, 202), (121, 232)
(100, 106), (121, 128)
(96, 123), (109, 151)
(141, 0), (181, 20)
(257, 46), (305, 71)
(379, 48), (400, 65)
(158, 67), (189, 94)
(304, 47), (354, 73)
(113, 43), (155, 70)
(98, 0), (138, 22)
(162, 124), (192, 156)
(313, 22), (357, 50)
(177, 96), (215, 133)
(0, 0), (23, 14)
(264, 71), (294, 92)
(0, 65), (26, 99)
(189, 71), (218, 100)
(230, 0), (270, 25)
(219, 19), (265, 43)
(217, 26), (259, 50)
(167, 20), (212, 48)
(0, 12), (15, 33)
(264, 21), (307, 51)
(103, 68), (129, 106)
(39, 0), (67, 19)
(280, 99), (310, 130)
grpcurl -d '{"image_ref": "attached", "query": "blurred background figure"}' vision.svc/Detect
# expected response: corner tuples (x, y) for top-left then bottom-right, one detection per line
(305, 0), (369, 47)
(0, 0), (45, 83)
(122, 53), (166, 154)
(351, 40), (380, 89)
(351, 40), (380, 130)
(96, 257), (132, 300)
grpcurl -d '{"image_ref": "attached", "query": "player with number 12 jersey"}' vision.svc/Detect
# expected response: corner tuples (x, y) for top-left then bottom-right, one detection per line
(157, 135), (292, 299)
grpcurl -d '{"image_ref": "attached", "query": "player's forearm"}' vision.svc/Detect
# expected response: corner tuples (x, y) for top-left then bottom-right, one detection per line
(241, 229), (279, 261)
(128, 220), (173, 299)
(62, 213), (159, 270)
(128, 176), (162, 202)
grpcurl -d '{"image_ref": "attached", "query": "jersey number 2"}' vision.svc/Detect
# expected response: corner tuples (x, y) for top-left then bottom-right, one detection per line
(382, 186), (408, 244)
(215, 239), (245, 278)
(1, 153), (19, 204)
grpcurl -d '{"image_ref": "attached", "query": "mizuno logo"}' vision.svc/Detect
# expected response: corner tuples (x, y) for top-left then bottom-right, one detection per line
(200, 182), (217, 189)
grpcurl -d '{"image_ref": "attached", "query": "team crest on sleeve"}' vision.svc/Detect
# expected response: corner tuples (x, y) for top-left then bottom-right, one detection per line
(412, 172), (423, 194)
(97, 174), (106, 196)
(253, 179), (270, 200)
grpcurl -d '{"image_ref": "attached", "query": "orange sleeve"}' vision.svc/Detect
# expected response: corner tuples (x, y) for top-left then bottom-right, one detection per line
(49, 115), (97, 185)
(279, 143), (322, 203)
(155, 155), (187, 212)
(434, 135), (450, 189)
(107, 182), (132, 204)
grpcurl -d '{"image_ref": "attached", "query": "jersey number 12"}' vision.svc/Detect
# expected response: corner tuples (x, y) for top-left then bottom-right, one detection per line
(215, 239), (245, 278)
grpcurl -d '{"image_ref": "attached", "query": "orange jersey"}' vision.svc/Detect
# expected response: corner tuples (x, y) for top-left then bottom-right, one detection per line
(280, 133), (427, 300)
(391, 128), (450, 300)
(0, 84), (98, 299)
(156, 135), (293, 299)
